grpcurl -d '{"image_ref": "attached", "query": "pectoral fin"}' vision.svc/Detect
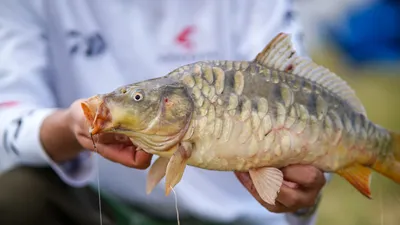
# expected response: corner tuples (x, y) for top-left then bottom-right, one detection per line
(249, 167), (284, 205)
(146, 157), (169, 195)
(337, 164), (372, 198)
(165, 142), (192, 196)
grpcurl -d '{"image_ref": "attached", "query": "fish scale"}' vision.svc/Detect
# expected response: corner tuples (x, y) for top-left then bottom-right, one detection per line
(175, 48), (394, 187)
(82, 33), (400, 205)
(176, 59), (319, 166)
(169, 59), (337, 171)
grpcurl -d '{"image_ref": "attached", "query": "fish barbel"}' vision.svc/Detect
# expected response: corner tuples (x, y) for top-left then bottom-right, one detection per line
(81, 33), (400, 205)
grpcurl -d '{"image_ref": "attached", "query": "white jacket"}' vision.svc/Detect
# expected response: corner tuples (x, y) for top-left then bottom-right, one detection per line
(0, 1), (318, 224)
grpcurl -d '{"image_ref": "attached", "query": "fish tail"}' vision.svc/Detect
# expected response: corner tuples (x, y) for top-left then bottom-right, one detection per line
(336, 129), (400, 199)
(372, 130), (400, 184)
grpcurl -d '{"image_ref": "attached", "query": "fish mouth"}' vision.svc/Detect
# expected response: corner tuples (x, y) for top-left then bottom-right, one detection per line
(81, 95), (112, 135)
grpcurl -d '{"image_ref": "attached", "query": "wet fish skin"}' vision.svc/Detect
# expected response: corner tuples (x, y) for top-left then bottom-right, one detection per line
(168, 60), (380, 173)
(82, 33), (400, 205)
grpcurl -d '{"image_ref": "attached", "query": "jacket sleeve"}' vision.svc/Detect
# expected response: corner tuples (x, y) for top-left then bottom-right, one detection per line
(0, 0), (96, 187)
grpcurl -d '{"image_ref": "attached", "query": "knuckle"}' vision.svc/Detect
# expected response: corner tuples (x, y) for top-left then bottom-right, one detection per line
(286, 194), (300, 208)
(130, 161), (150, 170)
(139, 162), (151, 170)
(269, 208), (280, 213)
(264, 205), (281, 213)
(304, 167), (320, 185)
(128, 161), (140, 168)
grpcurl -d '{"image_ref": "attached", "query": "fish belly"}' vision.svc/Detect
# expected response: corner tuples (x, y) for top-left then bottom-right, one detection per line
(185, 113), (328, 171)
(185, 112), (377, 172)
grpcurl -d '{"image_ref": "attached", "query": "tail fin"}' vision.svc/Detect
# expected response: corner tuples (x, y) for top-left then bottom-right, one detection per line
(372, 131), (400, 183)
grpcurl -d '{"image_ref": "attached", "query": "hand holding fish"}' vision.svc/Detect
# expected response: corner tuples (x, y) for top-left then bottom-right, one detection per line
(235, 165), (325, 214)
(68, 99), (153, 169)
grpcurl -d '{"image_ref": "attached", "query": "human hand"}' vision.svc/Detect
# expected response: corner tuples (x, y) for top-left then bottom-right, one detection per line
(235, 165), (325, 214)
(67, 99), (153, 169)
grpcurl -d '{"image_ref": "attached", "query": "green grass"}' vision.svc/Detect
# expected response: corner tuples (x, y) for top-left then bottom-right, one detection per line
(309, 44), (400, 225)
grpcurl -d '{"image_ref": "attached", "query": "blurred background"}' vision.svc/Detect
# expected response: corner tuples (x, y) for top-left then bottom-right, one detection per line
(296, 0), (400, 224)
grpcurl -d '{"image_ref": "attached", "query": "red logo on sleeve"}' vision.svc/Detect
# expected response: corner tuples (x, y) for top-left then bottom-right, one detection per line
(175, 26), (196, 51)
(0, 101), (19, 108)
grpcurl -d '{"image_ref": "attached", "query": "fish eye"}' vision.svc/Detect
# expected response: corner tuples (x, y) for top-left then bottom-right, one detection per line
(133, 92), (143, 101)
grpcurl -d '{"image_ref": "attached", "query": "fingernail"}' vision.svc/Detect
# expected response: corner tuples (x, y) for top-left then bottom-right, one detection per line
(283, 181), (299, 189)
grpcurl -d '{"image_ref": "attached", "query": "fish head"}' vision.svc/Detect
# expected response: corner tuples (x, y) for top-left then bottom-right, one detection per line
(81, 78), (194, 154)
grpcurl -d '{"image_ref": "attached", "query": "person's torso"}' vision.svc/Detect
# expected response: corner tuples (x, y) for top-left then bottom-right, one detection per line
(41, 0), (303, 223)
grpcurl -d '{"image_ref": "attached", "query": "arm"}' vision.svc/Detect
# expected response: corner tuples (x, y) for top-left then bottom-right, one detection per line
(0, 0), (95, 186)
(0, 1), (152, 185)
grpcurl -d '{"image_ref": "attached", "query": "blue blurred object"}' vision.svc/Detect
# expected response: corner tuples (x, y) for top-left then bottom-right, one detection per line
(324, 0), (400, 64)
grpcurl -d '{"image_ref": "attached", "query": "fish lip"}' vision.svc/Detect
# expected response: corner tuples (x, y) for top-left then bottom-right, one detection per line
(80, 96), (112, 135)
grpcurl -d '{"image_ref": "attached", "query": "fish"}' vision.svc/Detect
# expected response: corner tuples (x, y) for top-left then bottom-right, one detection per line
(81, 32), (400, 205)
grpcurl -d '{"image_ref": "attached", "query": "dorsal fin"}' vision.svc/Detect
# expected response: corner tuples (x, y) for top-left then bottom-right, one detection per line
(254, 32), (366, 116)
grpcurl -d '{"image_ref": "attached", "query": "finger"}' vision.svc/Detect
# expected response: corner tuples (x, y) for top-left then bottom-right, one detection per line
(96, 133), (133, 145)
(133, 150), (153, 169)
(78, 135), (133, 154)
(234, 172), (289, 213)
(276, 185), (318, 209)
(101, 145), (152, 169)
(78, 132), (134, 147)
(93, 144), (152, 169)
(281, 165), (326, 188)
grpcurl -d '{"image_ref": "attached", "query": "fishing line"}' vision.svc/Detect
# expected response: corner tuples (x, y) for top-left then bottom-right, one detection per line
(91, 134), (103, 225)
(170, 185), (180, 225)
(378, 179), (384, 225)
